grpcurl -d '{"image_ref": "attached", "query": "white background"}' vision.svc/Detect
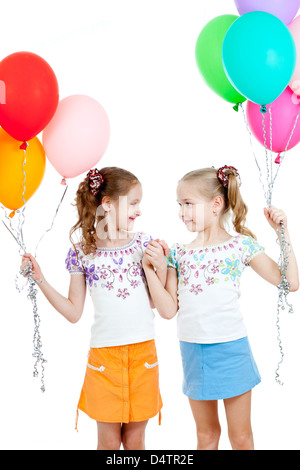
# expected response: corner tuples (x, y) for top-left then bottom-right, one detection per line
(0, 0), (300, 450)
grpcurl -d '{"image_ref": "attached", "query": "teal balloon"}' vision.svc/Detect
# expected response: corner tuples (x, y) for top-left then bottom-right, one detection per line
(195, 15), (246, 105)
(222, 11), (296, 106)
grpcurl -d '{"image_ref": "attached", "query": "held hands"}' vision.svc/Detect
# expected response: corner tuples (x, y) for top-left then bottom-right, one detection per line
(20, 253), (43, 283)
(142, 239), (170, 271)
(264, 206), (287, 231)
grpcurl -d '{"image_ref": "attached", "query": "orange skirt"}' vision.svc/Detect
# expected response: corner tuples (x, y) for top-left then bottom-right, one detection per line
(76, 339), (163, 427)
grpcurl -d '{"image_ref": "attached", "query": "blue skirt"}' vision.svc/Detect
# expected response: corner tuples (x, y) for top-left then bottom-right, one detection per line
(179, 337), (261, 401)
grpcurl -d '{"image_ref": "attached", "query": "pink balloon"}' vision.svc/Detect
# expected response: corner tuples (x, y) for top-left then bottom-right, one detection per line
(43, 95), (110, 179)
(289, 16), (300, 94)
(246, 87), (300, 154)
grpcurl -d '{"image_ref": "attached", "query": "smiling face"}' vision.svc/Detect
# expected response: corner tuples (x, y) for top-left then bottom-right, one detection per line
(117, 183), (143, 231)
(99, 182), (143, 236)
(177, 180), (221, 233)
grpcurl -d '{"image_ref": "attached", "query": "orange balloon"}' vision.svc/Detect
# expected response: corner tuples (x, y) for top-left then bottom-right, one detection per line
(0, 128), (46, 210)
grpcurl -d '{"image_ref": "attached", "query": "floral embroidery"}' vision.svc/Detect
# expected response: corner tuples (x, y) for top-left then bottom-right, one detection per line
(117, 288), (130, 299)
(206, 277), (215, 286)
(99, 270), (109, 280)
(131, 266), (141, 276)
(130, 280), (140, 289)
(166, 235), (264, 295)
(242, 237), (256, 253)
(86, 265), (100, 287)
(241, 237), (265, 265)
(102, 281), (114, 291)
(65, 248), (84, 274)
(65, 232), (152, 300)
(178, 258), (221, 291)
(189, 284), (203, 295)
(220, 256), (242, 282)
(210, 264), (219, 274)
(166, 248), (177, 270)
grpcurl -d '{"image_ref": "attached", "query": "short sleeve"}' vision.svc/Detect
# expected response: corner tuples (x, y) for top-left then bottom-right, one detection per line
(65, 245), (85, 275)
(166, 244), (178, 270)
(241, 236), (265, 267)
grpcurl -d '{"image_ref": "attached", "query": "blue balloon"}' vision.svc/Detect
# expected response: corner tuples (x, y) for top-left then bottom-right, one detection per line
(222, 11), (296, 107)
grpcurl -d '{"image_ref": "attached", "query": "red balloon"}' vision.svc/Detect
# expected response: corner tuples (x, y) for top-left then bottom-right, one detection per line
(0, 51), (59, 142)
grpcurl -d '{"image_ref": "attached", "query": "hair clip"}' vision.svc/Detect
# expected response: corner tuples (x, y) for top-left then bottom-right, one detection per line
(216, 165), (241, 188)
(87, 169), (104, 196)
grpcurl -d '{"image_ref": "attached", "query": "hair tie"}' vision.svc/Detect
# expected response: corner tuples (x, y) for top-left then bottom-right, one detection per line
(217, 165), (241, 188)
(87, 169), (104, 196)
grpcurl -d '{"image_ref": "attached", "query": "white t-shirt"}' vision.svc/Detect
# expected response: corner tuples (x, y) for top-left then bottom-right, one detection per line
(65, 232), (156, 348)
(166, 234), (265, 344)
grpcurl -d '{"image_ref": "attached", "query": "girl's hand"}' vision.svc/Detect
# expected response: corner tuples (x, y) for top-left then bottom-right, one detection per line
(263, 206), (287, 231)
(154, 239), (171, 257)
(144, 240), (167, 271)
(20, 253), (43, 283)
(142, 252), (154, 270)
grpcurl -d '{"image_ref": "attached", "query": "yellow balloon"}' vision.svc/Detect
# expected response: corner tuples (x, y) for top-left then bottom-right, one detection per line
(0, 128), (46, 210)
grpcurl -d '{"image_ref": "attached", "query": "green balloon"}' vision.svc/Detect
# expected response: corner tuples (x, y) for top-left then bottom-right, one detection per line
(195, 15), (246, 105)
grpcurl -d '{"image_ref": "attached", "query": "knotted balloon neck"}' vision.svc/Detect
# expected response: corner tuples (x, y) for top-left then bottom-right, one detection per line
(275, 154), (281, 165)
(20, 141), (28, 150)
(233, 103), (239, 112)
(260, 105), (268, 114)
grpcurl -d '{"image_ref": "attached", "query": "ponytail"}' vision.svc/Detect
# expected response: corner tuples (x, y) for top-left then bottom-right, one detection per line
(69, 177), (100, 261)
(226, 173), (257, 240)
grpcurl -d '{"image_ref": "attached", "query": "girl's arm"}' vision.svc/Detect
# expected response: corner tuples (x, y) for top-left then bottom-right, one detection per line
(249, 207), (299, 291)
(143, 240), (168, 308)
(142, 255), (178, 319)
(21, 253), (87, 323)
(145, 240), (168, 287)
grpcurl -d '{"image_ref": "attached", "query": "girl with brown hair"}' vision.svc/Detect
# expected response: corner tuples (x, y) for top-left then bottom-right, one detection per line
(20, 166), (166, 450)
(142, 165), (299, 450)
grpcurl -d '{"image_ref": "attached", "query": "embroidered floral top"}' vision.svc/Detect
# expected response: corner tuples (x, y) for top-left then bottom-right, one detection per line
(166, 234), (265, 344)
(65, 232), (156, 348)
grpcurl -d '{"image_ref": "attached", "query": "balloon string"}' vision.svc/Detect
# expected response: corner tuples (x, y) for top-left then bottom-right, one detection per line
(261, 108), (294, 386)
(34, 182), (69, 258)
(13, 146), (47, 393)
(269, 105), (273, 189)
(262, 111), (272, 206)
(239, 103), (296, 385)
(273, 113), (300, 186)
(274, 221), (293, 386)
(16, 147), (28, 254)
(18, 260), (47, 392)
(0, 207), (26, 253)
(239, 103), (267, 199)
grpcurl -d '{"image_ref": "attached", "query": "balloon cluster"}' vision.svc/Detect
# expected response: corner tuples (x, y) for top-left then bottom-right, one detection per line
(0, 51), (111, 391)
(195, 1), (300, 158)
(195, 1), (300, 385)
(0, 51), (110, 212)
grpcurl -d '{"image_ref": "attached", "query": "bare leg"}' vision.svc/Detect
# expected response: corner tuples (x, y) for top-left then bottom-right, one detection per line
(121, 420), (149, 450)
(188, 398), (221, 450)
(97, 422), (122, 450)
(224, 390), (254, 450)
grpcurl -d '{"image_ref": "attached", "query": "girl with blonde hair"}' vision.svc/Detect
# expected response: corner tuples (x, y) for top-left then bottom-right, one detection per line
(142, 165), (299, 450)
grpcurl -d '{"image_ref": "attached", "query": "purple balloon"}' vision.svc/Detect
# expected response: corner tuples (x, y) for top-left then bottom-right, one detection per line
(234, 0), (300, 25)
